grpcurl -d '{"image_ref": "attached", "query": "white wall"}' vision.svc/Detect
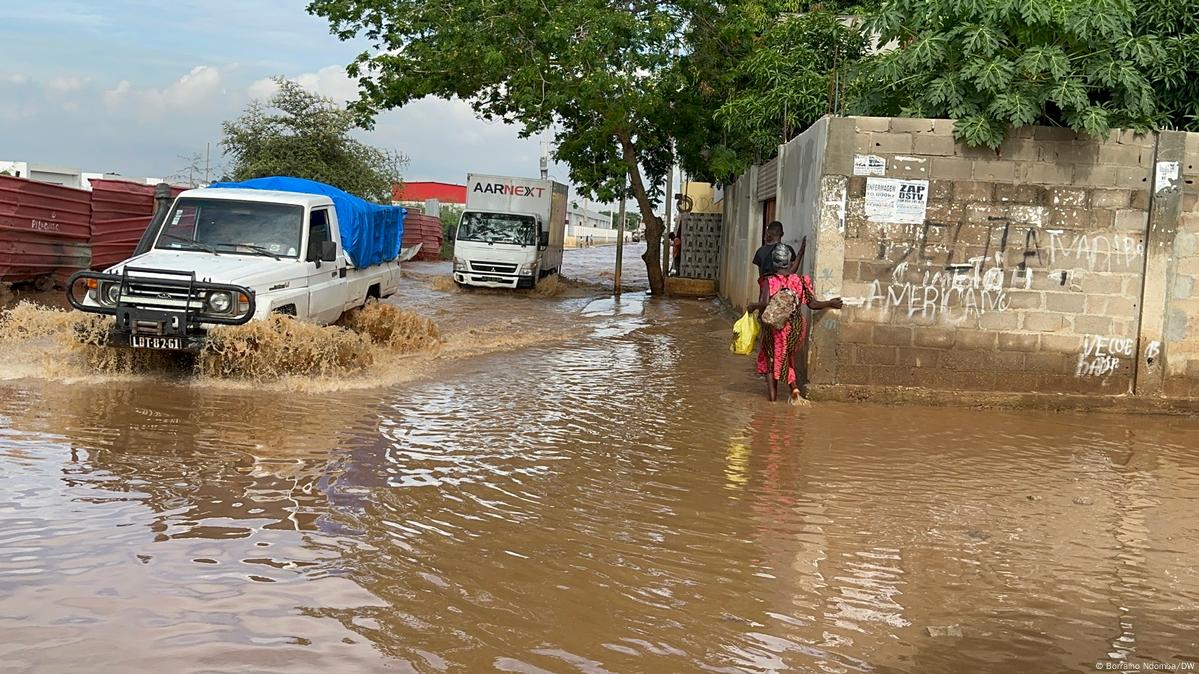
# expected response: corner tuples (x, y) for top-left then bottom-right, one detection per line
(566, 224), (622, 241)
(567, 205), (609, 229)
(1, 161), (84, 188)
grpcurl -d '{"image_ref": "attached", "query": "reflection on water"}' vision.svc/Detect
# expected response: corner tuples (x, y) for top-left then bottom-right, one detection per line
(2, 247), (1199, 672)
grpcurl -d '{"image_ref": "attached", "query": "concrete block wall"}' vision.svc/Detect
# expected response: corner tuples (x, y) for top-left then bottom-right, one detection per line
(718, 115), (1199, 401)
(717, 168), (763, 309)
(824, 118), (1156, 395)
(1160, 133), (1199, 397)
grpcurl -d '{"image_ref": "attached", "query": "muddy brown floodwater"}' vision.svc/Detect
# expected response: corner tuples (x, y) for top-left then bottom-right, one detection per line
(1, 245), (1198, 673)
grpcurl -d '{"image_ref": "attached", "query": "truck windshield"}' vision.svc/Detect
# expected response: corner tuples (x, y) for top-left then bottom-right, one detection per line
(155, 198), (304, 258)
(457, 212), (537, 246)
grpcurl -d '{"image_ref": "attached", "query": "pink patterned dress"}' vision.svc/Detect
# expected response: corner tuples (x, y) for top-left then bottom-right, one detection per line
(756, 273), (813, 385)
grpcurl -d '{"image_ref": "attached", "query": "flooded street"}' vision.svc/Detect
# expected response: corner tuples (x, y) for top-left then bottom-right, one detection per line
(2, 244), (1198, 673)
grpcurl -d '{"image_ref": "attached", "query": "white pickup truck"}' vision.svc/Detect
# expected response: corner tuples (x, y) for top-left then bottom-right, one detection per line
(67, 182), (404, 353)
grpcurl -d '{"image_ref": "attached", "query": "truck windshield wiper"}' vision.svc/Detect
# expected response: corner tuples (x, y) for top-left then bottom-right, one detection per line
(159, 233), (219, 255)
(214, 242), (281, 260)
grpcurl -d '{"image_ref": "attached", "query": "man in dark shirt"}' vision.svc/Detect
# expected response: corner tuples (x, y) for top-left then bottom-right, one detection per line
(753, 221), (803, 279)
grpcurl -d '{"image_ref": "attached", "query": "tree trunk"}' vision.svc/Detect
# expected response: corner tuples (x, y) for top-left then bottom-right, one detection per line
(616, 131), (666, 295)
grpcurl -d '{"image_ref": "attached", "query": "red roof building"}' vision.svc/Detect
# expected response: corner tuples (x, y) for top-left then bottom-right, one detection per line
(392, 181), (467, 205)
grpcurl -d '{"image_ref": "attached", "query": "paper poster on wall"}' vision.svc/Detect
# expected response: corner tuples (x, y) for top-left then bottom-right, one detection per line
(853, 154), (887, 176)
(864, 177), (928, 224)
(1155, 161), (1180, 193)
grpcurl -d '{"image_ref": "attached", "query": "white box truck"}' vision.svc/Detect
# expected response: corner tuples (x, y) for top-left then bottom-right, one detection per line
(451, 174), (567, 289)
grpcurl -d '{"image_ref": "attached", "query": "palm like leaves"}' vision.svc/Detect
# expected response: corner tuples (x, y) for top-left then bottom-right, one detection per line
(860, 0), (1184, 146)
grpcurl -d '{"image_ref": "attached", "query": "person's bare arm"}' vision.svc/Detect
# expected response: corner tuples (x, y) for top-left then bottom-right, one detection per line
(748, 281), (770, 314)
(807, 296), (843, 311)
(787, 237), (807, 275)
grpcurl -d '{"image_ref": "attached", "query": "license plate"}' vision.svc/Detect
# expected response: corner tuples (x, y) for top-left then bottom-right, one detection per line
(129, 335), (182, 350)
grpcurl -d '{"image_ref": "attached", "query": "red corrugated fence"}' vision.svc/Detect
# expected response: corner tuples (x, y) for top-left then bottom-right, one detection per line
(401, 212), (444, 261)
(0, 176), (92, 285)
(89, 179), (185, 270)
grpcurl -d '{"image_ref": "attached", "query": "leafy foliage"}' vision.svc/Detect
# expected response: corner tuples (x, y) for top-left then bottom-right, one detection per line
(669, 2), (871, 182)
(307, 0), (696, 292)
(860, 0), (1161, 147)
(438, 205), (463, 260)
(710, 11), (867, 177)
(222, 79), (406, 202)
(1137, 0), (1199, 131)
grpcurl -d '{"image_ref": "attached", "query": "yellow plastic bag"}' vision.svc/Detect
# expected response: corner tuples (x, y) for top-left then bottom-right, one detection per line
(730, 311), (761, 355)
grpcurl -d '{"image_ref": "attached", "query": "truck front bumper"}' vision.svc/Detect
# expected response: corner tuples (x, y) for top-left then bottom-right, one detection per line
(66, 267), (256, 353)
(84, 326), (210, 354)
(454, 272), (535, 289)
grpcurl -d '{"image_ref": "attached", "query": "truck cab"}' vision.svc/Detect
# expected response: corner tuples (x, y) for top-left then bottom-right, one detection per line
(452, 209), (550, 289)
(451, 174), (567, 289)
(67, 186), (401, 352)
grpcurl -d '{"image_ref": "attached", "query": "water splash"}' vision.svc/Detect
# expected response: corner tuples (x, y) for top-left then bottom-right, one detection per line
(0, 301), (570, 391)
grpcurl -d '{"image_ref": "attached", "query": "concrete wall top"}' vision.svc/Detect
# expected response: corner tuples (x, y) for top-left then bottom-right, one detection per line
(827, 116), (1156, 191)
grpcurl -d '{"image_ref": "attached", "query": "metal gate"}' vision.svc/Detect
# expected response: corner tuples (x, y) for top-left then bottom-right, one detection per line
(678, 212), (722, 280)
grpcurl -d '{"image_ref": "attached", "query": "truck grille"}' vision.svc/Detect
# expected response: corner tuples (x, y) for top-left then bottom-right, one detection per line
(122, 278), (204, 310)
(469, 261), (518, 274)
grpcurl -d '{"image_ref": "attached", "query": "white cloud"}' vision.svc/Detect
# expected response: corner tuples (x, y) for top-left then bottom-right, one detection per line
(296, 66), (360, 103)
(4, 73), (29, 85)
(3, 60), (561, 187)
(100, 66), (226, 117)
(143, 65), (223, 109)
(241, 65), (547, 180)
(248, 65), (359, 103)
(103, 80), (131, 107)
(46, 76), (86, 94)
(246, 77), (280, 101)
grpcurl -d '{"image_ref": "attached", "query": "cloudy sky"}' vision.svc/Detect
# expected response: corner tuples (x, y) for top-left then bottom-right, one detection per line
(0, 0), (571, 187)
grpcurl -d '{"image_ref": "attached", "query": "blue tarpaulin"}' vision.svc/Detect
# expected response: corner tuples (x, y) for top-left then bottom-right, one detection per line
(207, 177), (406, 268)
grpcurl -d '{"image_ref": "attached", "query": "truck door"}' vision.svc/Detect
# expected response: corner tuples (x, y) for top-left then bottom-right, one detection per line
(305, 207), (346, 324)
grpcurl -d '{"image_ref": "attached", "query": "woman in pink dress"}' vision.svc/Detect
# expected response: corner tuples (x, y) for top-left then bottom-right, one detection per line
(749, 244), (843, 404)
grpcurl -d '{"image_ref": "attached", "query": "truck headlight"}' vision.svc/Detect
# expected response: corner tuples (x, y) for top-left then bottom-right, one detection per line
(519, 263), (536, 275)
(99, 282), (120, 305)
(206, 291), (232, 314)
(453, 257), (467, 271)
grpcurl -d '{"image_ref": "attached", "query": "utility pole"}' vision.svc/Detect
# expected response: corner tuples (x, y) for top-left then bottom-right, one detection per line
(662, 160), (674, 280)
(614, 176), (627, 298)
(205, 142), (211, 184)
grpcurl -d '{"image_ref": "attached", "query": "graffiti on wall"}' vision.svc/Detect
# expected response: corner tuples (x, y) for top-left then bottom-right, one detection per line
(1076, 335), (1135, 377)
(862, 254), (1013, 322)
(848, 214), (1145, 324)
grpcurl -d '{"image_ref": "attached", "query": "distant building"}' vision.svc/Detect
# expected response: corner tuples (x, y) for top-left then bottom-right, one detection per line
(0, 160), (168, 190)
(0, 161), (85, 189)
(392, 181), (467, 207)
(567, 204), (609, 229)
(678, 182), (723, 216)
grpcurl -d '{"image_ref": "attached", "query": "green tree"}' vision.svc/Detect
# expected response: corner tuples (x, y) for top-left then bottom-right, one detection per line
(710, 10), (867, 176)
(307, 0), (698, 293)
(438, 205), (464, 260)
(222, 78), (407, 202)
(1139, 0), (1199, 131)
(860, 0), (1162, 148)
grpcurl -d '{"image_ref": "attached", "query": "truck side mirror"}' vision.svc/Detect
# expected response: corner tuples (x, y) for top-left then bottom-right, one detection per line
(320, 240), (338, 262)
(539, 231), (549, 249)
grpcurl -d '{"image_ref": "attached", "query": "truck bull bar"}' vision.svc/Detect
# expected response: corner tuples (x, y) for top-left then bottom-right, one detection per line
(66, 267), (256, 339)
